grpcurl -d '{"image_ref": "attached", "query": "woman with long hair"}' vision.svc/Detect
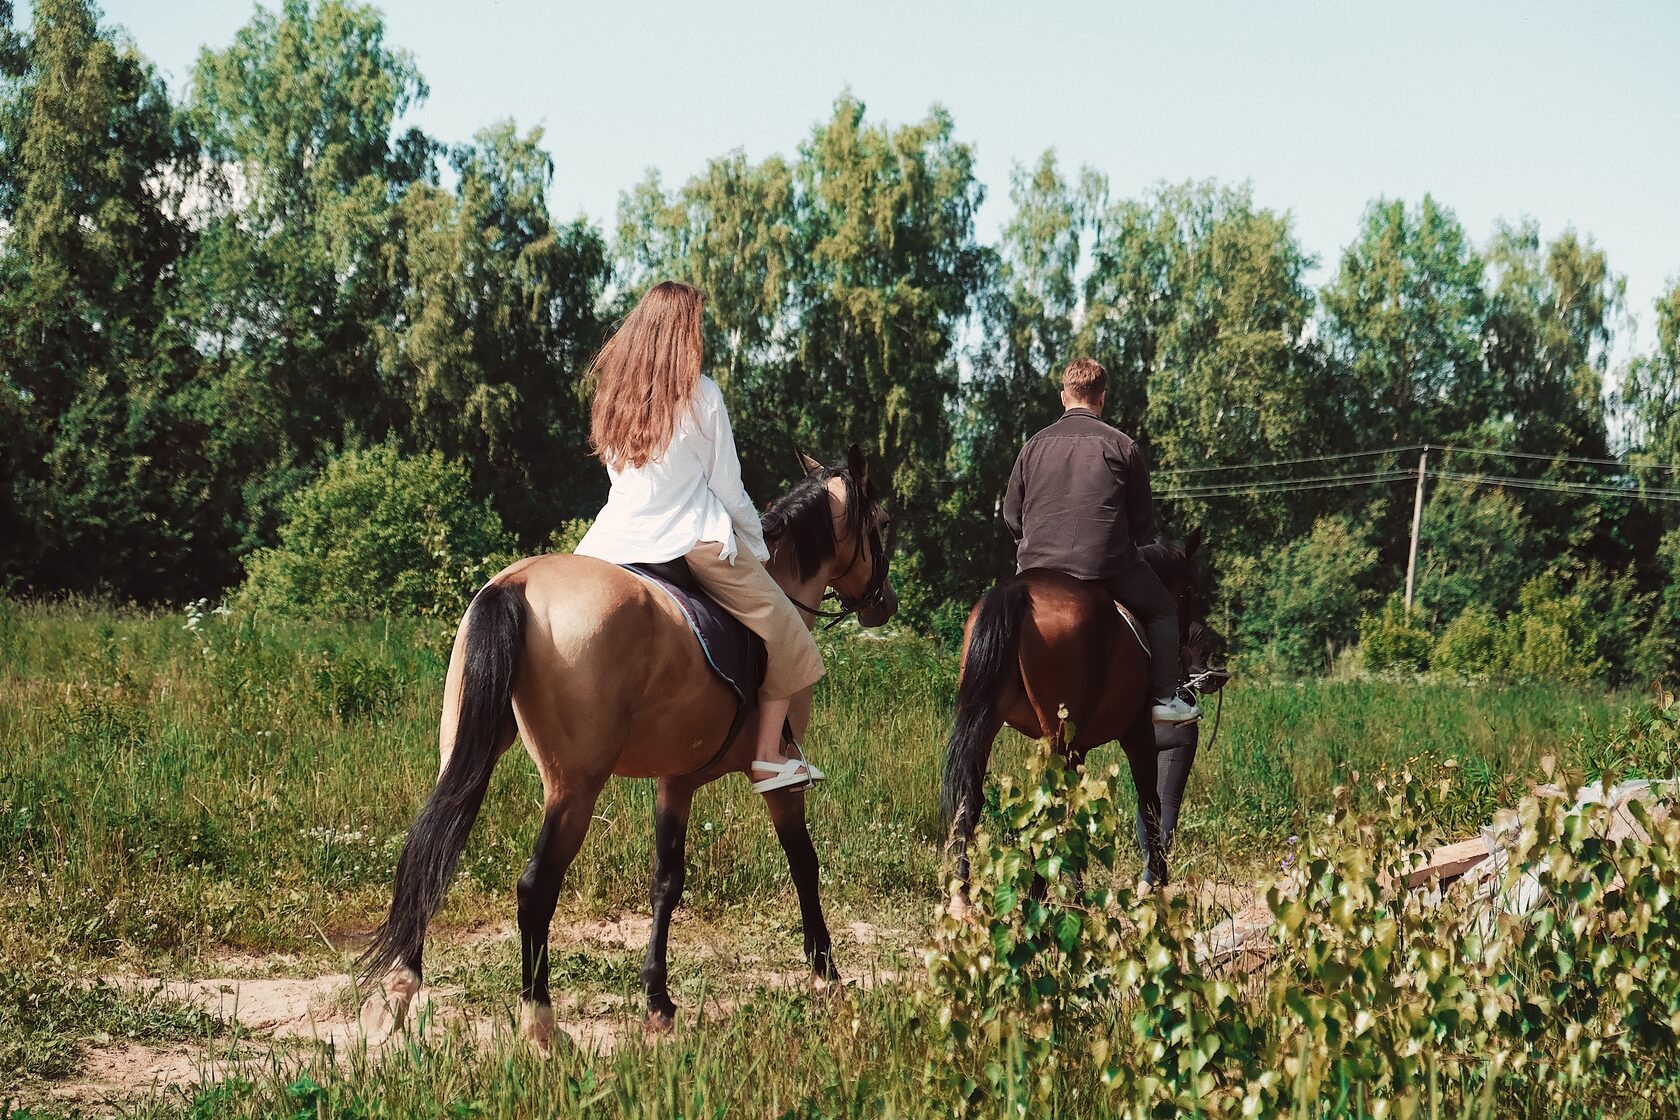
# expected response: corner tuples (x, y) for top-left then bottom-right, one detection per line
(573, 281), (825, 793)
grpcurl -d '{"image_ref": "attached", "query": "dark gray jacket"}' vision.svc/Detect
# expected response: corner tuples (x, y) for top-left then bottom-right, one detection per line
(1002, 408), (1155, 580)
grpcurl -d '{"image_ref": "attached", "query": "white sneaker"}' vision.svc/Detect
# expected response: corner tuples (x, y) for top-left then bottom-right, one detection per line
(1151, 695), (1202, 725)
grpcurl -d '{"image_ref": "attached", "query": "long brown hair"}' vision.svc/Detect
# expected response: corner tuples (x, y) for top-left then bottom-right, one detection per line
(589, 281), (705, 470)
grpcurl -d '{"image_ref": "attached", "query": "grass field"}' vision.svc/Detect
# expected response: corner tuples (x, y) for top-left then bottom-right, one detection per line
(0, 599), (1668, 1117)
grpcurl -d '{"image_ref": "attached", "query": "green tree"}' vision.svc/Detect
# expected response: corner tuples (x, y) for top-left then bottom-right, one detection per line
(615, 152), (799, 502)
(0, 0), (220, 598)
(380, 121), (607, 543)
(953, 152), (1093, 594)
(1411, 484), (1539, 625)
(785, 96), (990, 583)
(1138, 187), (1336, 554)
(1224, 512), (1381, 672)
(1320, 196), (1489, 448)
(1483, 222), (1620, 458)
(180, 0), (431, 551)
(1624, 281), (1680, 480)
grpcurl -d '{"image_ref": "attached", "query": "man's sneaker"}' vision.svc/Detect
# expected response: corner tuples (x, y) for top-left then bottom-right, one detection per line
(1151, 695), (1202, 725)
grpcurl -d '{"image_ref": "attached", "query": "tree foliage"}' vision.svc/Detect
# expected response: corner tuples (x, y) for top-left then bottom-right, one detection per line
(0, 0), (1673, 675)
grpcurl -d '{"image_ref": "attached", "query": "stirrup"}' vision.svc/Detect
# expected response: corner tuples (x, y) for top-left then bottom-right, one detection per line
(752, 758), (815, 793)
(779, 723), (827, 784)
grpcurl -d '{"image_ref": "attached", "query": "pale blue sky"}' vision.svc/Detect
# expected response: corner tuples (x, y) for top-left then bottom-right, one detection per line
(99, 0), (1680, 356)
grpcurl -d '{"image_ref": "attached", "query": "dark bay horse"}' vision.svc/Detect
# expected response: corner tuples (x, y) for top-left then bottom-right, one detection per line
(941, 530), (1205, 904)
(360, 446), (894, 1044)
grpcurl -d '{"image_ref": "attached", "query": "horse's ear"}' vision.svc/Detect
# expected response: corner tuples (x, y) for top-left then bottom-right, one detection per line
(847, 443), (868, 485)
(796, 447), (823, 476)
(1185, 526), (1203, 558)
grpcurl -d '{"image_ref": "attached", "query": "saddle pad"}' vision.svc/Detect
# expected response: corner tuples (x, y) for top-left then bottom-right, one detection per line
(620, 560), (768, 720)
(1114, 600), (1151, 659)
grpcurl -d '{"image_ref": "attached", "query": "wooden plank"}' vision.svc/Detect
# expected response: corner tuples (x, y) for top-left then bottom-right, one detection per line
(1405, 837), (1489, 888)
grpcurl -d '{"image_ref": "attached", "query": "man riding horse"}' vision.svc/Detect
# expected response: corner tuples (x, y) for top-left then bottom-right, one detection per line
(943, 356), (1215, 904)
(1004, 358), (1201, 727)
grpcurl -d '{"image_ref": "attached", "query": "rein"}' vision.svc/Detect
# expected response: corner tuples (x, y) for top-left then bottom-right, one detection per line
(776, 476), (890, 628)
(1185, 666), (1229, 755)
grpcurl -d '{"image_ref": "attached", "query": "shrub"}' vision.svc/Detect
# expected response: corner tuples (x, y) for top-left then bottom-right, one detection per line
(545, 517), (594, 555)
(1505, 573), (1606, 683)
(1434, 602), (1506, 676)
(237, 444), (514, 620)
(1357, 595), (1433, 672)
(1228, 513), (1380, 673)
(922, 735), (1142, 1115)
(923, 695), (1680, 1117)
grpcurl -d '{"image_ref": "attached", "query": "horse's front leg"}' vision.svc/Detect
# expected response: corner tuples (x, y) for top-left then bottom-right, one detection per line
(642, 777), (694, 1029)
(1122, 733), (1168, 890)
(763, 788), (837, 980)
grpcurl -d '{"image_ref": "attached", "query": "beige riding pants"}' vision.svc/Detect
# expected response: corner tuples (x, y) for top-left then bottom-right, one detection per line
(686, 538), (825, 701)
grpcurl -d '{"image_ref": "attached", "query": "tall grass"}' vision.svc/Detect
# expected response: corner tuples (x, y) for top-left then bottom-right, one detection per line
(1, 601), (1667, 1116)
(0, 600), (1631, 969)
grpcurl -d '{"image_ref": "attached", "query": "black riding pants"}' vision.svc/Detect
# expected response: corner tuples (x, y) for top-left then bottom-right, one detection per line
(1100, 554), (1179, 700)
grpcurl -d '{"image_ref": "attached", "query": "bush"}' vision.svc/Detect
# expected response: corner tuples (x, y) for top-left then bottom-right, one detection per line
(236, 444), (514, 620)
(545, 517), (594, 555)
(1228, 513), (1380, 673)
(1434, 603), (1506, 676)
(923, 696), (1680, 1118)
(923, 741), (1136, 1114)
(1506, 573), (1606, 683)
(1357, 595), (1434, 672)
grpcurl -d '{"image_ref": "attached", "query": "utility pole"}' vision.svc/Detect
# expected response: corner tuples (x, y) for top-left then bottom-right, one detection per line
(1404, 446), (1428, 612)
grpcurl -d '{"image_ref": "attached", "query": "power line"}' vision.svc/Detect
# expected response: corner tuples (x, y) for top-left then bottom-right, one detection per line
(1156, 445), (1423, 477)
(1164, 470), (1415, 500)
(1434, 444), (1680, 475)
(1432, 469), (1680, 503)
(1156, 442), (1679, 485)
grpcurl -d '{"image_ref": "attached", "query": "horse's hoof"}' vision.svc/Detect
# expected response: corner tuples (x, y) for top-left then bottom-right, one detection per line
(645, 1008), (676, 1034)
(520, 1001), (555, 1051)
(1137, 878), (1156, 899)
(357, 967), (420, 1041)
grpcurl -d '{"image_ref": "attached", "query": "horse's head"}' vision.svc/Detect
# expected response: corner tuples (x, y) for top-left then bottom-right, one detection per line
(768, 444), (897, 627)
(1143, 526), (1227, 693)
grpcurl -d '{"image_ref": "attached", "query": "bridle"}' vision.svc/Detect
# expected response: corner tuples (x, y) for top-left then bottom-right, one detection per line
(783, 476), (891, 629)
(1174, 546), (1228, 754)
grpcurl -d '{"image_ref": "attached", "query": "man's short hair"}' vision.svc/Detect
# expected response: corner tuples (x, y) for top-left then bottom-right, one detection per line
(1061, 358), (1107, 402)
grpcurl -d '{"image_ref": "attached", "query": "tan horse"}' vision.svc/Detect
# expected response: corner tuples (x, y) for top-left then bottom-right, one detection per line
(359, 446), (895, 1043)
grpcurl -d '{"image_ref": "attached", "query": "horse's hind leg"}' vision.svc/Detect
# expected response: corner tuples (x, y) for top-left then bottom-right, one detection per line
(516, 778), (605, 1047)
(641, 777), (695, 1029)
(763, 789), (837, 981)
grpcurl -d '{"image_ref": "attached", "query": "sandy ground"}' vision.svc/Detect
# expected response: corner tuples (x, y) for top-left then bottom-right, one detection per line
(22, 873), (1272, 1111)
(28, 911), (912, 1112)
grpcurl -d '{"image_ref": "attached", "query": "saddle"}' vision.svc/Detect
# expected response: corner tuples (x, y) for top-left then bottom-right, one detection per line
(620, 559), (768, 755)
(1112, 599), (1151, 658)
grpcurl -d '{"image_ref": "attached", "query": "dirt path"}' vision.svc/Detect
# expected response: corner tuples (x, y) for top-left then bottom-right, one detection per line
(28, 876), (1272, 1110)
(33, 911), (916, 1110)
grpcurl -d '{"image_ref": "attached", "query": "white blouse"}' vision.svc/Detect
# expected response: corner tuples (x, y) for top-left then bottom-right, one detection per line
(573, 376), (770, 566)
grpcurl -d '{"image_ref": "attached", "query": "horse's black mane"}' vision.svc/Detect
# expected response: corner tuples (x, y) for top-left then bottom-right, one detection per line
(763, 464), (868, 582)
(1139, 537), (1198, 590)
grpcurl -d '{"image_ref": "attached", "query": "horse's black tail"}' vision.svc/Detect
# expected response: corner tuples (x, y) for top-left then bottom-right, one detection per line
(940, 579), (1031, 840)
(358, 581), (527, 984)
